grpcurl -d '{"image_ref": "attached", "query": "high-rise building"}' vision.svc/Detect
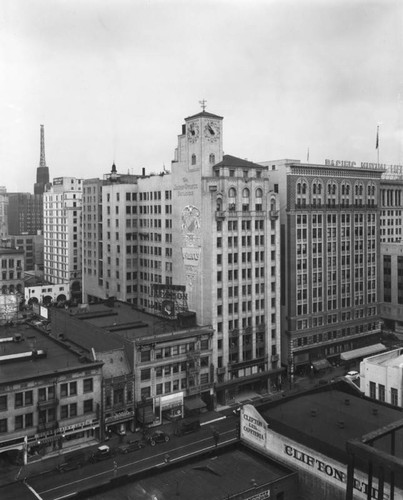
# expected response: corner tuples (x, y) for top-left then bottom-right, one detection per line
(82, 109), (282, 405)
(34, 124), (50, 195)
(379, 178), (403, 333)
(7, 193), (44, 236)
(43, 177), (83, 300)
(264, 159), (383, 379)
(82, 165), (140, 303)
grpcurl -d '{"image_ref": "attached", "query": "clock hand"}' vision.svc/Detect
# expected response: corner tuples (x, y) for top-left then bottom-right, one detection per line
(208, 125), (215, 135)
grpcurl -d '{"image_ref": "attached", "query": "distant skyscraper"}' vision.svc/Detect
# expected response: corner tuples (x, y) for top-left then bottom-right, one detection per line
(34, 124), (50, 195)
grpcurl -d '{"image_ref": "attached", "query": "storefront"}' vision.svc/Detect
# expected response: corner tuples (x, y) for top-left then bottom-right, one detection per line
(26, 418), (99, 463)
(104, 409), (135, 438)
(157, 392), (184, 422)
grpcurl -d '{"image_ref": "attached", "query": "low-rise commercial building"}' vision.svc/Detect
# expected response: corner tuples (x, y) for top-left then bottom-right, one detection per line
(0, 324), (103, 464)
(241, 383), (403, 499)
(50, 301), (214, 431)
(360, 348), (403, 407)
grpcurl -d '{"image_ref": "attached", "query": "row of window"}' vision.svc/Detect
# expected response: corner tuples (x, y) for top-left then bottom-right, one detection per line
(369, 382), (398, 406)
(293, 322), (378, 346)
(0, 379), (94, 411)
(0, 399), (94, 434)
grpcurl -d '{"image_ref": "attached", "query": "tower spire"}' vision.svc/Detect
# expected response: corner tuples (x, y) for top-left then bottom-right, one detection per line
(34, 124), (50, 194)
(40, 124), (46, 168)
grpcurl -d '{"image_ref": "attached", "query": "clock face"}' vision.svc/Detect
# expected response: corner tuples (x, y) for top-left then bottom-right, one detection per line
(204, 121), (220, 142)
(187, 122), (199, 143)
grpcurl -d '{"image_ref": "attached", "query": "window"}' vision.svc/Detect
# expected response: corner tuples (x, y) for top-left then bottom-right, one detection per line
(141, 369), (151, 381)
(391, 388), (398, 406)
(369, 381), (376, 399)
(83, 378), (93, 393)
(378, 384), (385, 402)
(15, 415), (23, 430)
(141, 350), (151, 362)
(83, 399), (93, 414)
(0, 395), (7, 411)
(61, 405), (69, 419)
(0, 419), (7, 433)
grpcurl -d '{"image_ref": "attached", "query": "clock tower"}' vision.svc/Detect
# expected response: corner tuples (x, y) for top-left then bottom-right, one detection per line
(184, 109), (223, 176)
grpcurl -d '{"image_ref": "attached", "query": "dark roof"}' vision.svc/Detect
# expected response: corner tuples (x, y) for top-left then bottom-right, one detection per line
(185, 110), (223, 121)
(87, 445), (295, 499)
(0, 247), (24, 255)
(263, 386), (403, 463)
(214, 154), (264, 170)
(0, 325), (100, 384)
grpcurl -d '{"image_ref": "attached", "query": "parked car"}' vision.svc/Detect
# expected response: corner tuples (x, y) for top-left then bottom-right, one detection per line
(117, 440), (146, 454)
(89, 445), (113, 463)
(176, 418), (201, 436)
(57, 451), (86, 472)
(345, 370), (359, 381)
(144, 430), (170, 446)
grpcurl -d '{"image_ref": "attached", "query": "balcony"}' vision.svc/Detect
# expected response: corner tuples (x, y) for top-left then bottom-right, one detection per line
(215, 211), (226, 220)
(37, 421), (58, 433)
(217, 366), (226, 375)
(269, 210), (279, 220)
(37, 398), (59, 410)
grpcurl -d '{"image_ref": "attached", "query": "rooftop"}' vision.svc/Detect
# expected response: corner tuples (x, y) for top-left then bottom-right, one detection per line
(86, 445), (295, 500)
(263, 384), (403, 463)
(0, 324), (100, 384)
(363, 347), (403, 367)
(214, 154), (264, 170)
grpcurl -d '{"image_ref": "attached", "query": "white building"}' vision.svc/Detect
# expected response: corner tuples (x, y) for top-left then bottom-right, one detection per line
(82, 109), (283, 405)
(360, 347), (403, 407)
(43, 177), (83, 300)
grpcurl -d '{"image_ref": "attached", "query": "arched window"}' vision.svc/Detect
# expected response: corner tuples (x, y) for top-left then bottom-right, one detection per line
(256, 188), (263, 198)
(216, 198), (222, 211)
(242, 188), (250, 198)
(209, 153), (215, 164)
(229, 188), (236, 198)
(191, 154), (196, 165)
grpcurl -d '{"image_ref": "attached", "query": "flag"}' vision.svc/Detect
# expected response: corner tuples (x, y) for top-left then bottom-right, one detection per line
(376, 126), (379, 150)
(307, 147), (310, 163)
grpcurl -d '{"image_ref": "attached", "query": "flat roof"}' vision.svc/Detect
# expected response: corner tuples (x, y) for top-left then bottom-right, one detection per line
(0, 325), (99, 384)
(87, 445), (295, 500)
(263, 386), (403, 462)
(69, 302), (211, 342)
(364, 348), (403, 367)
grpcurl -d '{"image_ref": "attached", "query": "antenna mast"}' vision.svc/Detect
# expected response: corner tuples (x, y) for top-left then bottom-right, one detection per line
(40, 124), (46, 168)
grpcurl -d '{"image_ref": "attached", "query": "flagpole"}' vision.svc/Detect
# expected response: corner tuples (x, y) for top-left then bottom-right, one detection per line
(376, 125), (380, 167)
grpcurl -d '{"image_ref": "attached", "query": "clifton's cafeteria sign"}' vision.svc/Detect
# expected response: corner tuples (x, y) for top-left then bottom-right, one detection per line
(240, 405), (393, 500)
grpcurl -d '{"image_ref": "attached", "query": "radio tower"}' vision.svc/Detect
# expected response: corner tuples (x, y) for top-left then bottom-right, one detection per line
(34, 124), (50, 194)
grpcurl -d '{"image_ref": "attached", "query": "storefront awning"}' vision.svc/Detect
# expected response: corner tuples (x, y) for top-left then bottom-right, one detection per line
(312, 359), (331, 371)
(184, 397), (206, 411)
(137, 406), (154, 424)
(340, 343), (387, 362)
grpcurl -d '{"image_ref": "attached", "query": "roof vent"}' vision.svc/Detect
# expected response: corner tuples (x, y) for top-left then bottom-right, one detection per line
(372, 408), (378, 416)
(345, 399), (350, 406)
(337, 420), (345, 429)
(311, 409), (317, 417)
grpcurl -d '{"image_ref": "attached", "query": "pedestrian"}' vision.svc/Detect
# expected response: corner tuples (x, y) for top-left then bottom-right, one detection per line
(213, 430), (220, 447)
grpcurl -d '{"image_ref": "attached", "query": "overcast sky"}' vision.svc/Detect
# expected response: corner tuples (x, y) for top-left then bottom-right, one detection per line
(1, 0), (402, 192)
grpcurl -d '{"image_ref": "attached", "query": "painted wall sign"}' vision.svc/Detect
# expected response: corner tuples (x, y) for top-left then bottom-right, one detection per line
(240, 405), (398, 500)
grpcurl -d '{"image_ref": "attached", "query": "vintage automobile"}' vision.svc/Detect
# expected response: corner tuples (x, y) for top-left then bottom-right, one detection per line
(175, 418), (201, 436)
(57, 451), (86, 472)
(89, 445), (113, 463)
(144, 430), (170, 446)
(117, 440), (146, 454)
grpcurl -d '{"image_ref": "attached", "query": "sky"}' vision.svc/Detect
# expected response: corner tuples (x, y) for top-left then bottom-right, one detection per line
(1, 0), (402, 192)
